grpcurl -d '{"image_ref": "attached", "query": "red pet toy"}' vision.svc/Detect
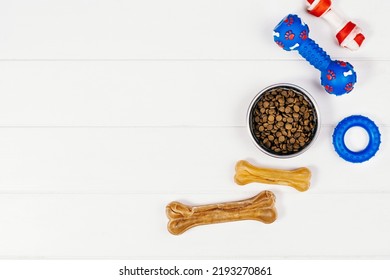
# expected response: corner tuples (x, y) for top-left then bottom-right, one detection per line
(306, 0), (365, 50)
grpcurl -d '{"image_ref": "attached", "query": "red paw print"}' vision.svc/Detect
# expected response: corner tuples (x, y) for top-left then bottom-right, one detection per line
(285, 30), (295, 40)
(275, 41), (284, 48)
(327, 70), (336, 80)
(284, 17), (294, 26)
(300, 30), (308, 40)
(337, 61), (347, 67)
(345, 83), (354, 92)
(325, 85), (333, 93)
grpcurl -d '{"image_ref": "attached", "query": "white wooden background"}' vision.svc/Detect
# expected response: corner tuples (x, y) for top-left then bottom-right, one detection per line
(0, 0), (389, 259)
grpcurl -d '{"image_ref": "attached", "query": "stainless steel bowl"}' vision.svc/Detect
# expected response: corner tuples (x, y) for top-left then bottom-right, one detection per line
(247, 83), (320, 158)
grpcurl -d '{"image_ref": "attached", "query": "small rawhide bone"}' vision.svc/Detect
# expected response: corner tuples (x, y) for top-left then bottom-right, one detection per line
(234, 160), (311, 192)
(166, 190), (277, 235)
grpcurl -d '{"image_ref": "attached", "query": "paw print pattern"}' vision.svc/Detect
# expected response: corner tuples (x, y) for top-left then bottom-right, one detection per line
(327, 70), (336, 80)
(337, 61), (347, 67)
(345, 83), (354, 92)
(284, 16), (294, 26)
(284, 30), (295, 40)
(299, 30), (308, 40)
(325, 85), (333, 93)
(275, 41), (284, 48)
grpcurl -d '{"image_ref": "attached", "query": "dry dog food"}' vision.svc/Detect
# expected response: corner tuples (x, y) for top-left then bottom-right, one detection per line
(250, 85), (318, 156)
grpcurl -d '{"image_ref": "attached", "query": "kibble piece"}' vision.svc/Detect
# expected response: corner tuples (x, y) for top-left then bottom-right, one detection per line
(294, 105), (300, 112)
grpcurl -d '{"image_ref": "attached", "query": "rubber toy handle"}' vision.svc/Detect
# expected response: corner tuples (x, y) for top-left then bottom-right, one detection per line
(298, 38), (331, 71)
(273, 14), (357, 96)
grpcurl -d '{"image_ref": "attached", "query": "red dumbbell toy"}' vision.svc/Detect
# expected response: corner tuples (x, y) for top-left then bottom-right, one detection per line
(306, 0), (365, 50)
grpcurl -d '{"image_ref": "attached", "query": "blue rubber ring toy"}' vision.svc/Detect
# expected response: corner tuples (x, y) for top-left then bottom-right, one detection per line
(332, 115), (381, 163)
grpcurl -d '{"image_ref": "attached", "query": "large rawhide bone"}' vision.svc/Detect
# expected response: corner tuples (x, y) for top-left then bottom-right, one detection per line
(166, 190), (277, 235)
(234, 160), (311, 192)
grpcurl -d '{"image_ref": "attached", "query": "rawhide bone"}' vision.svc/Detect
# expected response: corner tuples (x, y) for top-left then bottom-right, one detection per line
(166, 190), (277, 235)
(274, 14), (357, 96)
(234, 160), (311, 192)
(306, 0), (365, 50)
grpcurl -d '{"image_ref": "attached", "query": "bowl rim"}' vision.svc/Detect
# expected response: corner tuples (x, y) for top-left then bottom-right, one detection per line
(246, 83), (321, 158)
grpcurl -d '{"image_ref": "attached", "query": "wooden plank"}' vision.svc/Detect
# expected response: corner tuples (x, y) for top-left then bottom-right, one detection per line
(0, 0), (385, 60)
(0, 127), (387, 193)
(0, 0), (387, 261)
(0, 60), (387, 126)
(0, 193), (388, 258)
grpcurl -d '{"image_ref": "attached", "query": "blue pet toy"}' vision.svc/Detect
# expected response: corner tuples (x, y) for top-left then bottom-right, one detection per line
(273, 14), (357, 96)
(332, 115), (381, 163)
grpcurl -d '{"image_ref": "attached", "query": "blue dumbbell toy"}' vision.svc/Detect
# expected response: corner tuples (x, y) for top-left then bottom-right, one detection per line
(273, 14), (357, 96)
